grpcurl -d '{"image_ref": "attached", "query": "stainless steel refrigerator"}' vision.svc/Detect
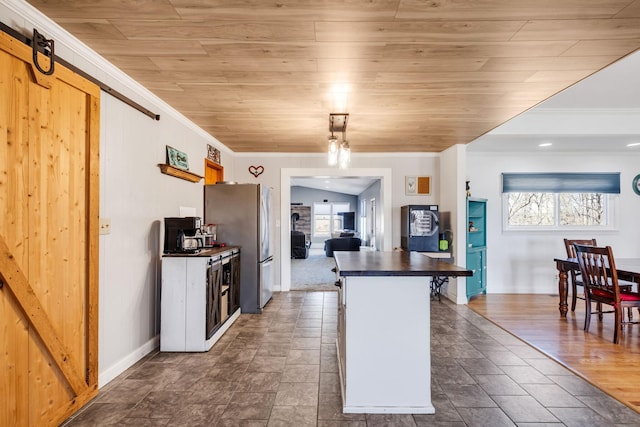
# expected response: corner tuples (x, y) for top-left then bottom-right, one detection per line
(204, 183), (273, 313)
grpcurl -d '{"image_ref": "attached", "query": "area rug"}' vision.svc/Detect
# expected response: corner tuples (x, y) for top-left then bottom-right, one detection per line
(291, 249), (338, 291)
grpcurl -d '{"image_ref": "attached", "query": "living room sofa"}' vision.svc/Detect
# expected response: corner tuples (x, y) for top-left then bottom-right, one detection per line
(324, 237), (361, 257)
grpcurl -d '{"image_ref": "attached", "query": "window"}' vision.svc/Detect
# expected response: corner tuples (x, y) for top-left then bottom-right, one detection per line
(502, 173), (619, 230)
(313, 202), (350, 237)
(506, 192), (607, 228)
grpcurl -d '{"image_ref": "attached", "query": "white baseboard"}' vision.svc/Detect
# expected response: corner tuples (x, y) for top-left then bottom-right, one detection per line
(98, 336), (159, 388)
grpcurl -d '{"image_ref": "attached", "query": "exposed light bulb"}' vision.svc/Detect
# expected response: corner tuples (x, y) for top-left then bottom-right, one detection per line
(338, 140), (350, 169)
(330, 83), (351, 112)
(328, 136), (338, 166)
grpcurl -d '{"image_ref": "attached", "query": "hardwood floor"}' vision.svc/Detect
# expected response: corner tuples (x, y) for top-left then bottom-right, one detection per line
(467, 294), (640, 413)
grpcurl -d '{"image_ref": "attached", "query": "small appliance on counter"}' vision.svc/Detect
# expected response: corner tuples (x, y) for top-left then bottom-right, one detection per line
(202, 223), (218, 247)
(164, 217), (203, 253)
(400, 205), (439, 252)
(439, 230), (453, 251)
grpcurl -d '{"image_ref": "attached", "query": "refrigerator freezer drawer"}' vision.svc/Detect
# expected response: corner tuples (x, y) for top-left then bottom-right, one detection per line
(259, 258), (274, 309)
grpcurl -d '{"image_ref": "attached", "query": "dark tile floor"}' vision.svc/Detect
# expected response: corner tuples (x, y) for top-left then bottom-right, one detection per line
(63, 291), (640, 426)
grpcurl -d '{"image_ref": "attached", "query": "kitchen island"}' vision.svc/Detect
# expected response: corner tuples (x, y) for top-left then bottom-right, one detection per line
(334, 251), (472, 414)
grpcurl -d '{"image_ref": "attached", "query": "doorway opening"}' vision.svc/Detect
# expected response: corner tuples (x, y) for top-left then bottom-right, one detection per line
(280, 168), (392, 292)
(370, 197), (377, 250)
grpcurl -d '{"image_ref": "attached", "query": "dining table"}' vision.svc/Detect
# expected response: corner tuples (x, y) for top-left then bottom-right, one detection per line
(554, 257), (640, 317)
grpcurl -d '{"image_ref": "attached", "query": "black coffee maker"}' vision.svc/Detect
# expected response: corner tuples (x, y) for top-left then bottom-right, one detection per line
(164, 217), (202, 253)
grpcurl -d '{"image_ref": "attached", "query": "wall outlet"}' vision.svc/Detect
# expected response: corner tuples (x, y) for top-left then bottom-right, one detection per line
(99, 218), (111, 235)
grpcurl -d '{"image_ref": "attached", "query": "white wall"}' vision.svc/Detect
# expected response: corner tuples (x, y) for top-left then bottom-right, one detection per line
(467, 151), (640, 294)
(232, 153), (439, 245)
(232, 154), (439, 290)
(439, 145), (468, 304)
(98, 96), (221, 385)
(1, 0), (232, 386)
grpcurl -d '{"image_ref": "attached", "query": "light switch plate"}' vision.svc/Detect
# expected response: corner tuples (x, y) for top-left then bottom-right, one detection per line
(99, 218), (111, 235)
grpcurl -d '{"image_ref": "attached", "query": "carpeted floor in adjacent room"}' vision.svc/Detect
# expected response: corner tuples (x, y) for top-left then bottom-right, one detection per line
(290, 247), (338, 292)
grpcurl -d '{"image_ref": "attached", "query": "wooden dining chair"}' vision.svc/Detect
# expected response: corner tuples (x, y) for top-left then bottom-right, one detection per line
(574, 244), (640, 344)
(564, 238), (597, 312)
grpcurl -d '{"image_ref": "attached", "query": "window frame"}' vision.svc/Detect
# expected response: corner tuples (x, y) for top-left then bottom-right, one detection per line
(502, 192), (618, 232)
(312, 202), (350, 238)
(501, 172), (620, 232)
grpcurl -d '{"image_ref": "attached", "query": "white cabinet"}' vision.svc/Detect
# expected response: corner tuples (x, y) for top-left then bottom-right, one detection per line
(336, 275), (434, 414)
(161, 250), (240, 352)
(334, 251), (470, 414)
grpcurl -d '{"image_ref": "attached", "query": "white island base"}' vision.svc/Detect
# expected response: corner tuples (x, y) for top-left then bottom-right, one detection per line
(336, 275), (434, 414)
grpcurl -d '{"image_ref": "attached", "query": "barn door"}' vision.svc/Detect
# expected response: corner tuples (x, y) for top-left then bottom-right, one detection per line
(0, 30), (100, 426)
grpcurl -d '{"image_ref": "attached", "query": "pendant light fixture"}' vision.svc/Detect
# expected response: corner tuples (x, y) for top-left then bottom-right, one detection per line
(327, 113), (350, 168)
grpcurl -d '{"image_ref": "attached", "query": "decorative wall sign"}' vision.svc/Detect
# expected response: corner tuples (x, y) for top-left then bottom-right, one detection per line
(405, 176), (431, 195)
(249, 165), (264, 177)
(166, 145), (189, 170)
(207, 144), (221, 163)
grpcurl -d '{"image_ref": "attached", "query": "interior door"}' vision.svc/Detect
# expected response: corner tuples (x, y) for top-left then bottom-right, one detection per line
(370, 198), (377, 250)
(0, 31), (100, 426)
(204, 158), (224, 184)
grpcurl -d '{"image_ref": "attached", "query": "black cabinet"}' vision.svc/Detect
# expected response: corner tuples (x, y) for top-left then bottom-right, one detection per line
(230, 251), (240, 312)
(221, 249), (240, 325)
(206, 257), (222, 339)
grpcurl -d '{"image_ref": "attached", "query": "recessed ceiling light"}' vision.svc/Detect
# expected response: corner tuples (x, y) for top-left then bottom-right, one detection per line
(538, 142), (552, 147)
(627, 142), (640, 147)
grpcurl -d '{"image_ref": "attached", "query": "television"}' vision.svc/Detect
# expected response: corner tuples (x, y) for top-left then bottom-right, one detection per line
(338, 211), (356, 231)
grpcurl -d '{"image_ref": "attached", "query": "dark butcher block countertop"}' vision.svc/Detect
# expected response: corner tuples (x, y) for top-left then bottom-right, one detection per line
(334, 251), (472, 277)
(162, 246), (240, 257)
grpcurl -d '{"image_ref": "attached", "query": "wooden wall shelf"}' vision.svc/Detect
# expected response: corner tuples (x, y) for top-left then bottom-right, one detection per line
(158, 164), (203, 183)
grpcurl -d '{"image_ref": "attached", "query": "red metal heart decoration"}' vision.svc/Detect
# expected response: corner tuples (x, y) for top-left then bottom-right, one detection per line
(248, 165), (264, 177)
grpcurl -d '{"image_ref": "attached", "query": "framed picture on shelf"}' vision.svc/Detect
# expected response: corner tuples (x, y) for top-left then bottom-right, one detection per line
(405, 176), (431, 195)
(166, 145), (189, 170)
(207, 144), (221, 163)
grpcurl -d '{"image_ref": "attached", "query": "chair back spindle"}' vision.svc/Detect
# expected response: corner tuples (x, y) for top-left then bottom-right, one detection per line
(563, 238), (597, 312)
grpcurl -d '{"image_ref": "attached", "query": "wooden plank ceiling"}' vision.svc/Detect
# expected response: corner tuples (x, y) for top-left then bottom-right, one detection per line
(26, 0), (640, 153)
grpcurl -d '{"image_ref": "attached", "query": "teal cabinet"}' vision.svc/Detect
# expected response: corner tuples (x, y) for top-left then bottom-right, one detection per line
(466, 198), (487, 299)
(466, 247), (486, 299)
